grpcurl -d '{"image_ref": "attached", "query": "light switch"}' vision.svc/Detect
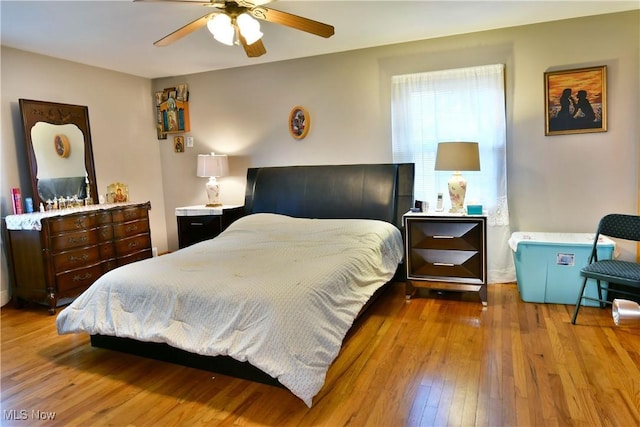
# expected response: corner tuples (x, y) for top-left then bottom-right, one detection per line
(186, 136), (194, 147)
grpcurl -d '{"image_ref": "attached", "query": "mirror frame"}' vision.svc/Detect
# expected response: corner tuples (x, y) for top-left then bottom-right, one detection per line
(18, 99), (99, 208)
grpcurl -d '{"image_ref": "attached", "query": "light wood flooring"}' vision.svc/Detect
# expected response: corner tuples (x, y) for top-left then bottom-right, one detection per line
(2, 282), (639, 426)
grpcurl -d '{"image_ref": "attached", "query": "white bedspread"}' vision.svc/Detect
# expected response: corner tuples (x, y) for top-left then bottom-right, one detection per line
(56, 213), (404, 406)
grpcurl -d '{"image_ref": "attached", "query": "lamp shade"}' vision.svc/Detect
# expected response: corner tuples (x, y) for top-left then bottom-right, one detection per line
(197, 153), (229, 178)
(434, 142), (481, 171)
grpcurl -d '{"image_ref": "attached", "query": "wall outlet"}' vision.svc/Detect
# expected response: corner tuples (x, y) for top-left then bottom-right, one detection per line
(186, 136), (194, 147)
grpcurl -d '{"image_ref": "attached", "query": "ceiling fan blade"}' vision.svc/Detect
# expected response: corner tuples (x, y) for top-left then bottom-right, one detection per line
(154, 12), (214, 46)
(239, 36), (267, 57)
(251, 7), (334, 38)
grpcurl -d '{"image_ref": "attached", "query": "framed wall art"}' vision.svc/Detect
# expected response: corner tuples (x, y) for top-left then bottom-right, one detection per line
(289, 106), (310, 139)
(155, 85), (190, 138)
(544, 65), (607, 136)
(107, 182), (129, 203)
(174, 136), (185, 153)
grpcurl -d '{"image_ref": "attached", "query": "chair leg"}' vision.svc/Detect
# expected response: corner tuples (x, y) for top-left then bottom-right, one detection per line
(596, 280), (604, 308)
(571, 276), (590, 324)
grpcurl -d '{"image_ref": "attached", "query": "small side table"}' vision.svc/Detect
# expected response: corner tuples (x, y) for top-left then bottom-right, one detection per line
(175, 205), (244, 249)
(403, 212), (488, 305)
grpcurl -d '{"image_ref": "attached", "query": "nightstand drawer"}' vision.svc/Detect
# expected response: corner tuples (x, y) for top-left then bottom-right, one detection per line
(176, 205), (244, 249)
(409, 220), (482, 251)
(177, 215), (222, 248)
(408, 248), (483, 282)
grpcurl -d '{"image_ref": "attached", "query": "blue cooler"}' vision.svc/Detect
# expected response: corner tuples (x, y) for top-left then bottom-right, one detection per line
(509, 232), (615, 306)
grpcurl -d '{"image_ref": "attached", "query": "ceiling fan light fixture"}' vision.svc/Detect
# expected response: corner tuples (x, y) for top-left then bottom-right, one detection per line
(207, 13), (234, 46)
(236, 13), (263, 45)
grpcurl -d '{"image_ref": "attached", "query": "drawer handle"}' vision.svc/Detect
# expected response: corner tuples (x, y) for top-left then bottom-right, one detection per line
(433, 262), (455, 267)
(126, 225), (139, 232)
(190, 222), (205, 226)
(433, 235), (454, 239)
(73, 272), (93, 282)
(128, 241), (138, 249)
(69, 254), (89, 263)
(68, 236), (88, 245)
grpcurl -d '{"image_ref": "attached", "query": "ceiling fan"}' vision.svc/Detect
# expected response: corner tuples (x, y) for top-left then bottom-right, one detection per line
(135, 0), (335, 58)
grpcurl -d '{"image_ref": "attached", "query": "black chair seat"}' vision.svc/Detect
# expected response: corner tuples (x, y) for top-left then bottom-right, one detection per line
(572, 213), (640, 325)
(582, 260), (640, 288)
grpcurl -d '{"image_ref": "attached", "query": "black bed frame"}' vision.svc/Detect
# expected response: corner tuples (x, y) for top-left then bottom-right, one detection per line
(91, 163), (415, 387)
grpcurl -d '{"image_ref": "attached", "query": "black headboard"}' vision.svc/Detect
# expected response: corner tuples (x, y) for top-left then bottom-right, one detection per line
(244, 163), (414, 229)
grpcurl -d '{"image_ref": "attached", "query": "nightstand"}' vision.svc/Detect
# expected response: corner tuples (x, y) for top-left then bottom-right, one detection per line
(403, 212), (487, 305)
(175, 205), (244, 249)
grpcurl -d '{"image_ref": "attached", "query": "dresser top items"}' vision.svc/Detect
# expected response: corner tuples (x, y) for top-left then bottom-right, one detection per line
(5, 202), (150, 231)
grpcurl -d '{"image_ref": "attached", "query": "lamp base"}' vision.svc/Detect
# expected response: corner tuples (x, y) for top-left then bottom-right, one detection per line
(448, 171), (467, 213)
(205, 177), (222, 207)
(205, 203), (223, 207)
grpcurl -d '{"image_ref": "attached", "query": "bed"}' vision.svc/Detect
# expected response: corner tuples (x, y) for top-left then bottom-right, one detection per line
(56, 163), (414, 407)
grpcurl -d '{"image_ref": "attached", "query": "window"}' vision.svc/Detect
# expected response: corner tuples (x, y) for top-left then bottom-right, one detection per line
(391, 64), (515, 283)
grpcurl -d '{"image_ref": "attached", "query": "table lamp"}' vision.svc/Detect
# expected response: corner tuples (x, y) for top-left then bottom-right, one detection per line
(434, 142), (480, 213)
(196, 153), (229, 207)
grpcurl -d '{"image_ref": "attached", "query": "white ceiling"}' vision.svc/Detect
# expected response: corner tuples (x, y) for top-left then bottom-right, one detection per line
(2, 1), (638, 79)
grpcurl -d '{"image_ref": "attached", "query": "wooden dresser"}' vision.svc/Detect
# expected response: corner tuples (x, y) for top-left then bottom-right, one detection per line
(5, 202), (152, 314)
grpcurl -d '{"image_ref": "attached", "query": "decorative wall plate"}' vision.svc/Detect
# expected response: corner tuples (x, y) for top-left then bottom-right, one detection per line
(54, 134), (71, 158)
(289, 106), (310, 139)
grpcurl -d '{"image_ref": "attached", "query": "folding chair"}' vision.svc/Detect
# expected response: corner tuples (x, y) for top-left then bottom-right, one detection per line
(571, 213), (640, 325)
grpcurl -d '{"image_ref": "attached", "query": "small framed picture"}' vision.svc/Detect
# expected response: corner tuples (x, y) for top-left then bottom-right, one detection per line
(288, 106), (310, 139)
(174, 136), (185, 153)
(107, 182), (129, 203)
(544, 65), (607, 136)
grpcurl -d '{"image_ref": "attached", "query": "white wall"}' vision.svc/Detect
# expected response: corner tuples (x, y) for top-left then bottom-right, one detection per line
(1, 10), (638, 305)
(1, 48), (169, 306)
(154, 11), (639, 255)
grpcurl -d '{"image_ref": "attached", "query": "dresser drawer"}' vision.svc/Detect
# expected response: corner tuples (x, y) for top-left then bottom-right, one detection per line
(114, 234), (151, 257)
(49, 228), (100, 252)
(99, 241), (116, 260)
(112, 205), (149, 223)
(117, 249), (152, 267)
(46, 213), (97, 233)
(97, 224), (114, 241)
(52, 245), (101, 272)
(113, 218), (150, 239)
(96, 210), (112, 224)
(56, 262), (104, 295)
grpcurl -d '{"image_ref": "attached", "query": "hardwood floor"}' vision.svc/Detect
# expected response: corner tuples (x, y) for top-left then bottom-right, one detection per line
(2, 282), (639, 426)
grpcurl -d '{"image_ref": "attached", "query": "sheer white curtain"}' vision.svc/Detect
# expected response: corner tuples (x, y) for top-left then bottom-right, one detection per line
(391, 64), (515, 283)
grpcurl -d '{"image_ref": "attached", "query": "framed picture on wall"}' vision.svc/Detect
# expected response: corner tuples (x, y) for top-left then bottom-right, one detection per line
(544, 65), (607, 136)
(174, 136), (185, 153)
(289, 106), (310, 139)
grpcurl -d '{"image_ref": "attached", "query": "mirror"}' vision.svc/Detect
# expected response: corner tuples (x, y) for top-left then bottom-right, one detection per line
(19, 99), (98, 208)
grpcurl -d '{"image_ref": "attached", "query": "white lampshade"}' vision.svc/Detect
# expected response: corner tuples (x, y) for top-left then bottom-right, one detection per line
(236, 13), (263, 45)
(197, 153), (229, 178)
(435, 142), (480, 213)
(207, 14), (234, 46)
(197, 153), (229, 207)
